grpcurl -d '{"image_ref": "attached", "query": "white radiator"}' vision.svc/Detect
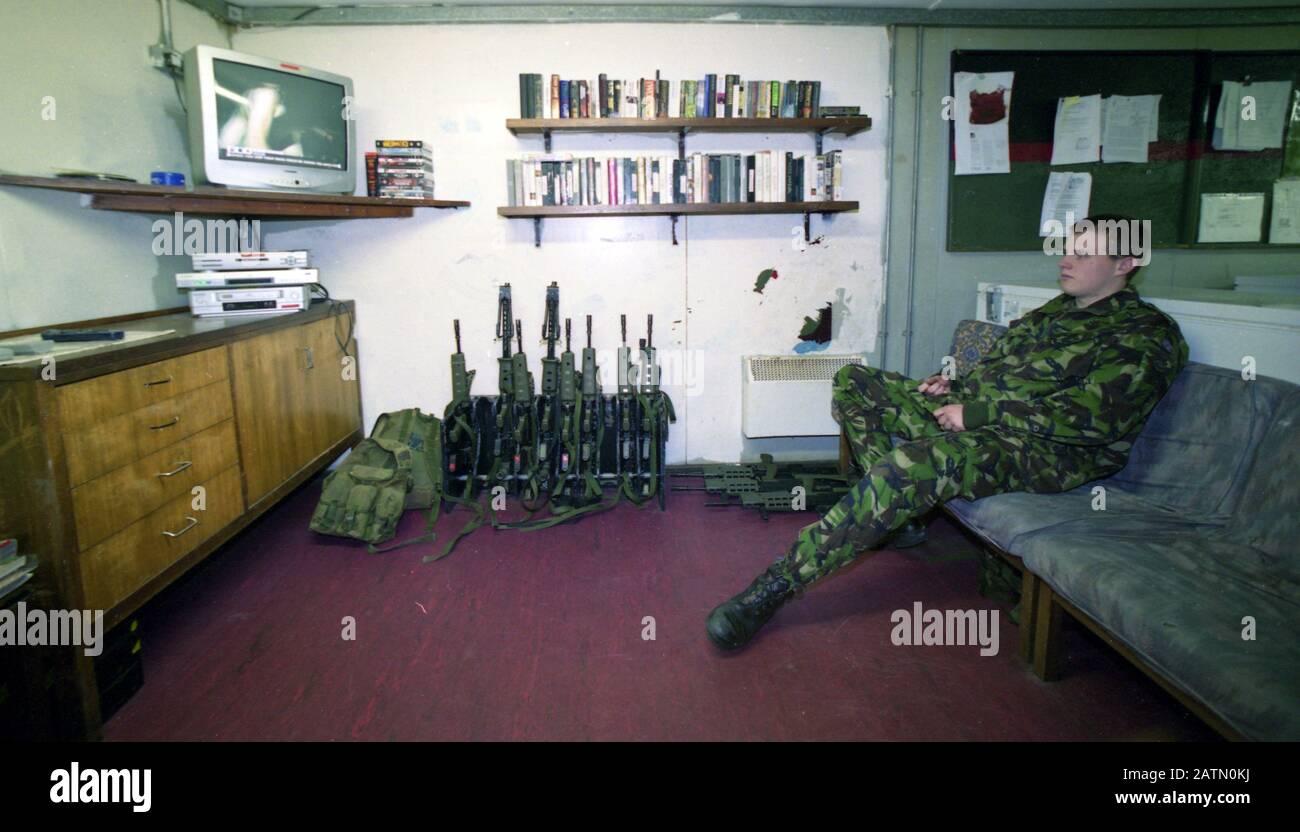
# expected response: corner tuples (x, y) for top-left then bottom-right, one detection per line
(742, 354), (865, 438)
(977, 281), (1300, 384)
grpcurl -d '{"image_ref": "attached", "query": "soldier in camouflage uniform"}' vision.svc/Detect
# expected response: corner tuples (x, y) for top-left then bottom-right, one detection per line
(707, 215), (1190, 650)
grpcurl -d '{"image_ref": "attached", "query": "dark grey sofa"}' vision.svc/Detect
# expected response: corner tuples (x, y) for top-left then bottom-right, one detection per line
(941, 322), (1300, 741)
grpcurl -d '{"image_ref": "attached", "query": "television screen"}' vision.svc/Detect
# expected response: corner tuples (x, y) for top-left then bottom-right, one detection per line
(213, 59), (348, 171)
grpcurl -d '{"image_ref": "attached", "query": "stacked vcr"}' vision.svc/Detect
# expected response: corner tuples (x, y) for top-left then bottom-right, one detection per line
(178, 251), (315, 317)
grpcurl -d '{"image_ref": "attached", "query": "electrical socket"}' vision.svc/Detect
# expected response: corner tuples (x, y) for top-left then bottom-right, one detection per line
(149, 43), (183, 74)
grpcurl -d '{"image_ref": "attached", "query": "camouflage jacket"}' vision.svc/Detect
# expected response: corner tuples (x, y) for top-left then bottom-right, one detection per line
(958, 285), (1189, 448)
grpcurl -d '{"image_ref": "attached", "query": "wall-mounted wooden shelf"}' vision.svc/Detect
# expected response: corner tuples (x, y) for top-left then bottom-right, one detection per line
(0, 175), (470, 219)
(503, 113), (868, 244)
(498, 201), (859, 219)
(499, 201), (859, 246)
(507, 116), (871, 137)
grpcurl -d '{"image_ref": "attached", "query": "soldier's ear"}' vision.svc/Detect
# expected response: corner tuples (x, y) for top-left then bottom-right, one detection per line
(1113, 256), (1136, 279)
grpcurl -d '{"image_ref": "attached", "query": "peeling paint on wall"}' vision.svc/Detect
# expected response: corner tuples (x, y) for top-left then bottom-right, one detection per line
(798, 302), (833, 344)
(753, 268), (778, 294)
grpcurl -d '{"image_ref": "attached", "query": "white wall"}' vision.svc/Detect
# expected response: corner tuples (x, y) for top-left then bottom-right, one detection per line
(0, 0), (230, 330)
(233, 23), (891, 464)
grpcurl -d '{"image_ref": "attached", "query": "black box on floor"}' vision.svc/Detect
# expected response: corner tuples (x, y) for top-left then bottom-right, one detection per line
(94, 617), (143, 721)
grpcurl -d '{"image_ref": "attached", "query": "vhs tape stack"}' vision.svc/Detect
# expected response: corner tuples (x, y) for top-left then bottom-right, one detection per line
(368, 139), (434, 199)
(177, 250), (316, 317)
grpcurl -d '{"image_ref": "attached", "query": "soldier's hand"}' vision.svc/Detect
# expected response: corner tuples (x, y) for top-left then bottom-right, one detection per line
(918, 374), (952, 397)
(932, 404), (966, 432)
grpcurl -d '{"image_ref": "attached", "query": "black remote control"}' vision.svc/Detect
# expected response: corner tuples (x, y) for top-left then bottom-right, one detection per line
(40, 329), (126, 342)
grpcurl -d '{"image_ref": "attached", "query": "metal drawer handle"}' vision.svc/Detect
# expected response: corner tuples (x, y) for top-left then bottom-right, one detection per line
(162, 516), (198, 538)
(149, 416), (180, 430)
(143, 376), (173, 388)
(156, 460), (193, 478)
(304, 346), (314, 370)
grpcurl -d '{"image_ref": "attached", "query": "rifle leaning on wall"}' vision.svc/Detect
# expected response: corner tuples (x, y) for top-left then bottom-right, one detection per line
(422, 321), (488, 563)
(636, 315), (675, 510)
(532, 282), (563, 510)
(491, 284), (520, 498)
(444, 319), (478, 503)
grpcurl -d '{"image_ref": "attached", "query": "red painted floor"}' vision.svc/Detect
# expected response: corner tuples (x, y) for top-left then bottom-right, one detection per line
(104, 478), (1219, 741)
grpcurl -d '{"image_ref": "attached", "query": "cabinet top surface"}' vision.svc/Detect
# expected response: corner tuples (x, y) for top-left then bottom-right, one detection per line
(0, 301), (354, 384)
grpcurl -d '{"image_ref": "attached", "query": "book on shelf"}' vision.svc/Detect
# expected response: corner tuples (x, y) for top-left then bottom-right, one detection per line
(504, 150), (844, 207)
(519, 73), (848, 120)
(0, 543), (36, 601)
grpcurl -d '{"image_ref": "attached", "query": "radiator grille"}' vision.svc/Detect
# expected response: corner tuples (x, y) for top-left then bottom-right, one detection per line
(747, 355), (864, 383)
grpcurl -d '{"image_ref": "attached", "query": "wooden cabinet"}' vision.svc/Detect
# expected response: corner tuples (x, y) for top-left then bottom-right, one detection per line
(0, 302), (362, 739)
(80, 465), (244, 611)
(231, 314), (360, 506)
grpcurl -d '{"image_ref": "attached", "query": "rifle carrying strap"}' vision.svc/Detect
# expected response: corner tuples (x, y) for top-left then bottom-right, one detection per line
(422, 493), (487, 563)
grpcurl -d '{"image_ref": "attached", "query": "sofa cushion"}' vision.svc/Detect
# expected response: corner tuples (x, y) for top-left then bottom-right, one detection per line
(1100, 363), (1294, 519)
(1226, 388), (1300, 564)
(1017, 528), (1300, 740)
(944, 485), (1215, 552)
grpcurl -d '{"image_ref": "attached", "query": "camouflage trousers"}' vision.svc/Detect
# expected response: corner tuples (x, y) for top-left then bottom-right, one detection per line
(775, 364), (1123, 587)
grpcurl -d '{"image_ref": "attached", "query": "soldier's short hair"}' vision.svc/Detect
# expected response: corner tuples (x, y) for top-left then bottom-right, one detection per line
(1080, 213), (1144, 281)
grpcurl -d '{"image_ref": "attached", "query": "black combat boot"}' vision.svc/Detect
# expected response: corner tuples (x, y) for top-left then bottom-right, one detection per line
(886, 519), (927, 549)
(706, 563), (800, 650)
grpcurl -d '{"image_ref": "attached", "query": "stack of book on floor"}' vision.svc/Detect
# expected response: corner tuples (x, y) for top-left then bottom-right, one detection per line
(366, 140), (434, 199)
(519, 73), (846, 119)
(0, 538), (37, 601)
(505, 150), (843, 207)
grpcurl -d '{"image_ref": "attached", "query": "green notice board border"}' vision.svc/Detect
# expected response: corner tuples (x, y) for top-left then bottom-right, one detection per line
(947, 49), (1300, 252)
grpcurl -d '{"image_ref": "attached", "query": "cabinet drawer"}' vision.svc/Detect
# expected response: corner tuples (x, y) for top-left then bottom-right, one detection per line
(58, 347), (228, 432)
(72, 419), (238, 550)
(62, 379), (235, 487)
(79, 465), (244, 612)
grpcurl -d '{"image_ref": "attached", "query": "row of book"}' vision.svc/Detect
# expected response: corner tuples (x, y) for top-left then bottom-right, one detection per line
(518, 74), (857, 120)
(364, 139), (434, 199)
(0, 537), (36, 600)
(505, 151), (843, 207)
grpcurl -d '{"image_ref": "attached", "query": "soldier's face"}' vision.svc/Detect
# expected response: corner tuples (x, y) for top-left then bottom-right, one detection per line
(1058, 228), (1131, 301)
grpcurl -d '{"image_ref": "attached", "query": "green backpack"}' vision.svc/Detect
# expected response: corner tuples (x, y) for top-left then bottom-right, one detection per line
(310, 408), (444, 549)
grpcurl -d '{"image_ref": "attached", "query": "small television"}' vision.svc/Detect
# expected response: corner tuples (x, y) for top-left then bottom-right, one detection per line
(184, 45), (356, 194)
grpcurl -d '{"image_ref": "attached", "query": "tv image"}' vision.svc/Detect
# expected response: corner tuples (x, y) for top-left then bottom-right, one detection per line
(185, 45), (357, 194)
(214, 60), (347, 171)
